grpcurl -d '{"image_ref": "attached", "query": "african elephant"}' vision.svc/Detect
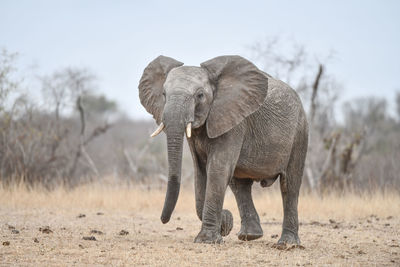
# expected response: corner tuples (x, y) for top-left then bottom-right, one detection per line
(138, 55), (308, 244)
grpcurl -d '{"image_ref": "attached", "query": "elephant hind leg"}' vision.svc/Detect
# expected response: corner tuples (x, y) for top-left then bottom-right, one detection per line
(278, 172), (301, 245)
(230, 177), (263, 241)
(278, 129), (307, 245)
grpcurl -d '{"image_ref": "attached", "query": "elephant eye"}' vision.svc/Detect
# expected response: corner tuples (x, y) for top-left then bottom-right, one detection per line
(196, 92), (204, 100)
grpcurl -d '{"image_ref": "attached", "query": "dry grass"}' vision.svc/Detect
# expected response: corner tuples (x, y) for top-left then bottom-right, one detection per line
(0, 183), (399, 266)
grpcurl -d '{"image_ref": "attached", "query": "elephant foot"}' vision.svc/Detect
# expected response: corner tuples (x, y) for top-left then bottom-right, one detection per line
(194, 209), (232, 243)
(194, 229), (222, 244)
(277, 228), (300, 245)
(237, 218), (263, 241)
(220, 209), (233, 237)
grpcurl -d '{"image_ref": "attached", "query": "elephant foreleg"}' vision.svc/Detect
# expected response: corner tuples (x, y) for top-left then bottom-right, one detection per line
(192, 128), (244, 244)
(193, 155), (233, 238)
(194, 147), (242, 242)
(188, 139), (207, 221)
(193, 157), (207, 221)
(230, 178), (263, 241)
(194, 166), (231, 243)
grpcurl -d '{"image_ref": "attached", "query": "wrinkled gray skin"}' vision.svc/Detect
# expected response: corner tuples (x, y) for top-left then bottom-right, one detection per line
(138, 55), (308, 244)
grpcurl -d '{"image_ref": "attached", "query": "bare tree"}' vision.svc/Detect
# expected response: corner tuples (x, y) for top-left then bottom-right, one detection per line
(395, 91), (400, 123)
(249, 37), (310, 94)
(0, 49), (19, 112)
(46, 68), (112, 182)
(0, 58), (115, 187)
(305, 64), (324, 190)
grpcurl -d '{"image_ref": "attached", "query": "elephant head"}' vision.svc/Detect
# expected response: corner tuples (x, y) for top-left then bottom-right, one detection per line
(138, 55), (268, 223)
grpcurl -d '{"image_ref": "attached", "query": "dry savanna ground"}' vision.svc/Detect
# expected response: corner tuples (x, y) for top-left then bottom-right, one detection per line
(0, 183), (399, 266)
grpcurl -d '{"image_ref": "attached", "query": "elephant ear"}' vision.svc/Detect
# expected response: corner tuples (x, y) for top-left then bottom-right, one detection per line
(139, 56), (184, 124)
(200, 55), (268, 138)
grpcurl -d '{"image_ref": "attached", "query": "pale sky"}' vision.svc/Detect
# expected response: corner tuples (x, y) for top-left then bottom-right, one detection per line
(1, 0), (399, 120)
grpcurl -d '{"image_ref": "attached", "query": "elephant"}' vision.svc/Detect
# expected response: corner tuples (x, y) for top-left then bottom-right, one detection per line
(138, 55), (308, 244)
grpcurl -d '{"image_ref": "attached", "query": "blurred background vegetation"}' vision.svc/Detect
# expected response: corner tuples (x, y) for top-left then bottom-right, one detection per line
(1, 38), (399, 193)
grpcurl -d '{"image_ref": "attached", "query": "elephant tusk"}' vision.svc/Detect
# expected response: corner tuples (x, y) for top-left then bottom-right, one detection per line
(186, 122), (192, 138)
(150, 122), (165, 137)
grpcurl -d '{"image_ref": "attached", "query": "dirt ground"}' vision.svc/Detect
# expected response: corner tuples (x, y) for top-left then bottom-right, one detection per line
(0, 185), (399, 266)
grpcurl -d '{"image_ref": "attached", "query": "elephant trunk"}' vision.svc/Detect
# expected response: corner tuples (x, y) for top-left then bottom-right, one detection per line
(160, 97), (191, 224)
